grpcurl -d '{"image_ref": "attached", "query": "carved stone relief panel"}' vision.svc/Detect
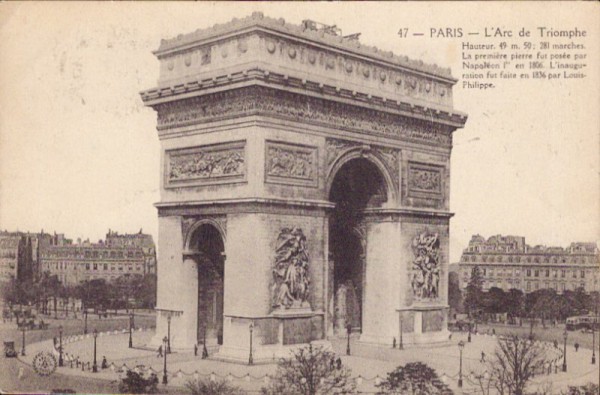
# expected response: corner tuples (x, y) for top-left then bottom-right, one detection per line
(272, 227), (311, 311)
(265, 141), (318, 187)
(165, 141), (246, 188)
(410, 231), (441, 301)
(407, 161), (443, 198)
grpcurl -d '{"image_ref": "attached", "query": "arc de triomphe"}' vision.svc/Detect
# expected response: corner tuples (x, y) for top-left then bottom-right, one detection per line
(141, 13), (467, 362)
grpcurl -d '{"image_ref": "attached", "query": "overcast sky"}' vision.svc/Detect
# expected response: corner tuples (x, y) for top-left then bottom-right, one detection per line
(0, 2), (598, 263)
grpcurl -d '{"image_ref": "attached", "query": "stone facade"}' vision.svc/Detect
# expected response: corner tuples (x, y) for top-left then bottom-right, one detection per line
(142, 13), (466, 361)
(458, 235), (600, 294)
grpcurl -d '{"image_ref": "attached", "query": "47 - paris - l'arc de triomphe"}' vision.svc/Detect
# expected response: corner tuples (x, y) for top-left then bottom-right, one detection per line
(140, 13), (467, 362)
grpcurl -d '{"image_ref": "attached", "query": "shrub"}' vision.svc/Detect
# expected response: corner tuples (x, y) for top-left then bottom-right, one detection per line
(185, 378), (242, 395)
(118, 370), (159, 394)
(376, 362), (453, 395)
(261, 344), (355, 395)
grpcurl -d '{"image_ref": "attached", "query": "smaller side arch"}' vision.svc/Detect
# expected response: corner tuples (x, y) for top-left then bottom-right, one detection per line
(325, 146), (398, 205)
(184, 219), (227, 254)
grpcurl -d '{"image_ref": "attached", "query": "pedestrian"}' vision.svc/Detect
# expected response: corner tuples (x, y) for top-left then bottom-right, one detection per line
(157, 344), (163, 358)
(336, 357), (342, 370)
(553, 340), (558, 348)
(574, 342), (579, 352)
(480, 351), (486, 363)
(194, 343), (198, 357)
(101, 356), (108, 369)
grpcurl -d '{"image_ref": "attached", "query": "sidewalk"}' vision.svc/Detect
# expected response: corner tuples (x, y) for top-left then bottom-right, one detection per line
(20, 330), (600, 394)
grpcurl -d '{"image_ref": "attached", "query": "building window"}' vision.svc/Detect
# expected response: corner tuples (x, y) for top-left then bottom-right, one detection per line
(119, 266), (123, 271)
(581, 270), (585, 278)
(545, 269), (550, 277)
(508, 256), (513, 263)
(573, 271), (577, 278)
(93, 263), (97, 270)
(103, 263), (108, 270)
(86, 263), (90, 270)
(527, 269), (531, 277)
(534, 270), (539, 277)
(482, 268), (487, 276)
(561, 270), (566, 278)
(553, 270), (557, 278)
(526, 282), (531, 291)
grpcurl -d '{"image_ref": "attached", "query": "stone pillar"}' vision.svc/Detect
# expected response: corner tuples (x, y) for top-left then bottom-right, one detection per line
(152, 216), (183, 347)
(218, 213), (272, 360)
(360, 220), (401, 344)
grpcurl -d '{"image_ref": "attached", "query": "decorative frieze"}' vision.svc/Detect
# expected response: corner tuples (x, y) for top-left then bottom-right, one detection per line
(165, 141), (245, 187)
(156, 87), (453, 147)
(265, 141), (318, 187)
(410, 231), (441, 301)
(407, 162), (443, 196)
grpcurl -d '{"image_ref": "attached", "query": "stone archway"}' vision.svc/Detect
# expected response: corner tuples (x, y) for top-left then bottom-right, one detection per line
(328, 157), (389, 335)
(186, 223), (225, 346)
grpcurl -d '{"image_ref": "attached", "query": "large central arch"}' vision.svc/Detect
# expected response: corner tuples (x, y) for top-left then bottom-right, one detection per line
(328, 155), (390, 336)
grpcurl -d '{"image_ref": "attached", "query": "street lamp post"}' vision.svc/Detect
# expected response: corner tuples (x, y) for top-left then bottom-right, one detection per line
(592, 327), (596, 365)
(562, 330), (568, 372)
(128, 312), (133, 349)
(167, 316), (172, 354)
(202, 324), (208, 359)
(458, 340), (465, 388)
(162, 336), (168, 385)
(20, 327), (26, 356)
(346, 323), (352, 356)
(468, 326), (472, 343)
(248, 321), (254, 365)
(58, 325), (64, 367)
(399, 319), (404, 350)
(84, 310), (88, 335)
(91, 329), (98, 373)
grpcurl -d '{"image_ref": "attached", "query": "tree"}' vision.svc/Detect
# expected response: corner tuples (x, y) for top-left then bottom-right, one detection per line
(464, 267), (484, 317)
(506, 288), (525, 318)
(376, 362), (452, 395)
(261, 345), (355, 395)
(484, 287), (507, 314)
(118, 370), (159, 394)
(185, 378), (242, 395)
(487, 334), (548, 395)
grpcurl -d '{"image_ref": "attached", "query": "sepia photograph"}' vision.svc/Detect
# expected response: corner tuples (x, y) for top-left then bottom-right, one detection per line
(0, 2), (598, 394)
